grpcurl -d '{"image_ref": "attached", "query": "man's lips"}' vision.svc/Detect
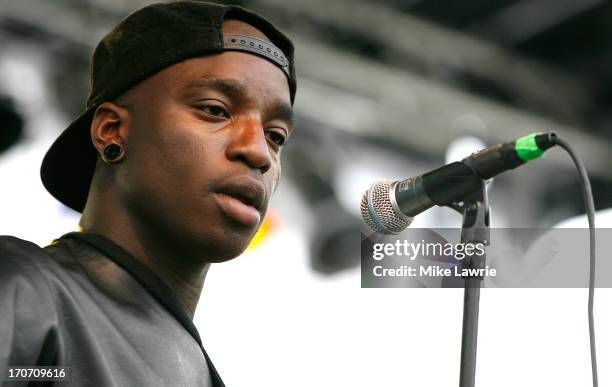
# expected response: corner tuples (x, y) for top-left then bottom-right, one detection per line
(213, 176), (266, 226)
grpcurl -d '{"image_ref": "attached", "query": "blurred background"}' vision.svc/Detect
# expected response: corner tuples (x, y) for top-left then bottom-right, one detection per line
(1, 0), (611, 386)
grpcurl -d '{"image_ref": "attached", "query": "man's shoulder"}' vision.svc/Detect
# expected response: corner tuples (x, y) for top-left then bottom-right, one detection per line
(0, 235), (47, 256)
(0, 235), (63, 287)
(0, 237), (63, 367)
(0, 235), (50, 264)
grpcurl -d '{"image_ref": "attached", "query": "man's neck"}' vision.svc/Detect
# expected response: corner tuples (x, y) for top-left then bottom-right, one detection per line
(80, 192), (210, 319)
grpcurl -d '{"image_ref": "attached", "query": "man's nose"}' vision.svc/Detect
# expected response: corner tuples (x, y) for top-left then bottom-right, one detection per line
(225, 117), (272, 174)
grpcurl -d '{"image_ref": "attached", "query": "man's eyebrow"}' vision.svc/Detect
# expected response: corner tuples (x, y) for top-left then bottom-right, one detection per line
(270, 102), (295, 132)
(185, 77), (248, 96)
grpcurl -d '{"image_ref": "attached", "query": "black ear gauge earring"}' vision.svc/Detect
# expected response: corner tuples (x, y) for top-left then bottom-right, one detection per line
(103, 143), (123, 162)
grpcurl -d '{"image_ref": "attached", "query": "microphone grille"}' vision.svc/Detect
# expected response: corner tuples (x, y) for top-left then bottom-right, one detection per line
(360, 180), (412, 234)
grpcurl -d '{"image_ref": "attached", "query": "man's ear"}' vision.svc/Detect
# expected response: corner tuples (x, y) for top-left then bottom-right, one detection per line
(90, 101), (131, 162)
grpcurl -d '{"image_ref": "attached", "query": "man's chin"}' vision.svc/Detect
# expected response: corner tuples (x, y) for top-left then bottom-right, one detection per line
(175, 212), (261, 262)
(187, 234), (253, 263)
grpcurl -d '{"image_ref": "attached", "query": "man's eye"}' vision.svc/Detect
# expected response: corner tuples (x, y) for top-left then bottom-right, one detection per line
(267, 131), (287, 147)
(199, 105), (229, 118)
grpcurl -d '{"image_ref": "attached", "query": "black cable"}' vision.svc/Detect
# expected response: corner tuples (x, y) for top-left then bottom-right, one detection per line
(551, 135), (598, 387)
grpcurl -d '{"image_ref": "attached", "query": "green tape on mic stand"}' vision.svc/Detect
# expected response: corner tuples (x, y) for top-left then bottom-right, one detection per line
(515, 133), (545, 162)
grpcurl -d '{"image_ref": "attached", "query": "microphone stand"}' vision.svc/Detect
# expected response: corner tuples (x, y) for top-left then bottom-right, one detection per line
(448, 179), (490, 387)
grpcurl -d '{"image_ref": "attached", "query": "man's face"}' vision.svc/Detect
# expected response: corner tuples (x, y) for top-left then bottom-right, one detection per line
(114, 21), (292, 262)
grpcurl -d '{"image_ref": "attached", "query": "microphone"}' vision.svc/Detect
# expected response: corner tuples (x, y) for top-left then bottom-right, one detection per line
(361, 132), (557, 234)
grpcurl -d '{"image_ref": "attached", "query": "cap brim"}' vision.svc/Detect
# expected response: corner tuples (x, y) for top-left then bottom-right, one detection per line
(41, 107), (97, 213)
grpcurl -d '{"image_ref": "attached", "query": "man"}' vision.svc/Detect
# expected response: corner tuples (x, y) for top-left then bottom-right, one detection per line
(0, 1), (296, 386)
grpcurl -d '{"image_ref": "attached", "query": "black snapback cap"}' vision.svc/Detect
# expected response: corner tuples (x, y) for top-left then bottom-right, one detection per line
(41, 0), (296, 213)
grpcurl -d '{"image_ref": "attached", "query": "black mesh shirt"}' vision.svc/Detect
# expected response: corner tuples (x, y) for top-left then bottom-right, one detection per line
(0, 232), (224, 386)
